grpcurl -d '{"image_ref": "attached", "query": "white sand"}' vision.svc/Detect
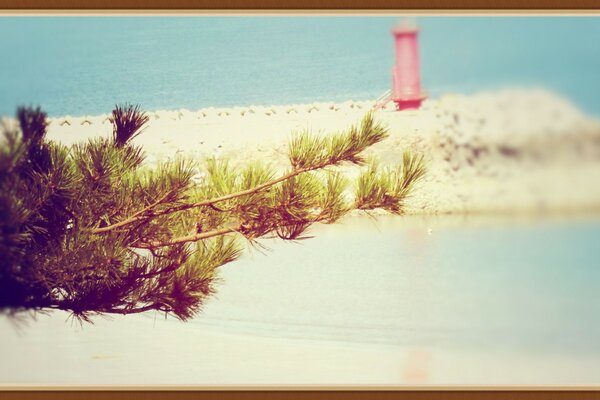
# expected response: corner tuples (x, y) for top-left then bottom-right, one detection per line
(41, 87), (600, 216)
(1, 310), (599, 386)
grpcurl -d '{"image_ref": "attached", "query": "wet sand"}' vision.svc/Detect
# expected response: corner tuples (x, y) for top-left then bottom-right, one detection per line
(1, 311), (599, 386)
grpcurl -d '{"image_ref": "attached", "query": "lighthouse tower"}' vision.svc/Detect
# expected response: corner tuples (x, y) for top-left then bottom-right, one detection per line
(390, 18), (427, 111)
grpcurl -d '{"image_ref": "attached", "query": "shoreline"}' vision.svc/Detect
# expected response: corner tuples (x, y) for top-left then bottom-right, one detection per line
(16, 87), (600, 216)
(42, 97), (380, 123)
(3, 310), (599, 386)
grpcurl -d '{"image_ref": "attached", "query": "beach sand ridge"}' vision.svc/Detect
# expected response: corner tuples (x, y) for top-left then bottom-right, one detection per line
(32, 87), (600, 215)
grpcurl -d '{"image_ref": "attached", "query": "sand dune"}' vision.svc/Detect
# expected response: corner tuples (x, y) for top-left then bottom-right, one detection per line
(36, 87), (600, 215)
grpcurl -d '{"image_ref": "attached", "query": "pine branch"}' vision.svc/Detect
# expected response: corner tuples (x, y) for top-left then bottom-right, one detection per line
(88, 113), (388, 235)
(135, 226), (238, 249)
(354, 151), (426, 213)
(85, 190), (175, 234)
(102, 304), (160, 315)
(139, 204), (345, 250)
(110, 104), (149, 148)
(88, 165), (315, 234)
(2, 106), (428, 323)
(128, 260), (182, 280)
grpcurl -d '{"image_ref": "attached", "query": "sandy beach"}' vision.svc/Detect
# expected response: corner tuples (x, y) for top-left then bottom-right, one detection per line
(41, 87), (600, 216)
(2, 309), (599, 386)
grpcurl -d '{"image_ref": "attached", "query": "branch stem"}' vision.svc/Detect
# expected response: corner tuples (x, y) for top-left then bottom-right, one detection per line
(135, 226), (239, 249)
(86, 190), (174, 234)
(88, 165), (316, 235)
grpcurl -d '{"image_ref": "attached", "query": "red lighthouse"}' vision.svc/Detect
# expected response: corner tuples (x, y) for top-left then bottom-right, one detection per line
(388, 19), (427, 111)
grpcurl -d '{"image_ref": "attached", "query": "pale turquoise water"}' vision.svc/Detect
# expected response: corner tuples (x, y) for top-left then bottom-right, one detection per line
(2, 215), (599, 385)
(1, 16), (600, 117)
(195, 215), (600, 357)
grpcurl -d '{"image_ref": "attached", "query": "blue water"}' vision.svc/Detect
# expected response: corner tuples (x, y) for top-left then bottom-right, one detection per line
(196, 215), (600, 356)
(2, 215), (600, 385)
(1, 16), (600, 117)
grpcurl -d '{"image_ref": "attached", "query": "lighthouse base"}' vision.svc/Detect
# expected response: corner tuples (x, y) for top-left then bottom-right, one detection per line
(393, 97), (425, 111)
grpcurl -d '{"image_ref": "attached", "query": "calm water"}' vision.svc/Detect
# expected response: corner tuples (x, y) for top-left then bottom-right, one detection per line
(2, 215), (600, 385)
(193, 215), (600, 357)
(1, 16), (600, 117)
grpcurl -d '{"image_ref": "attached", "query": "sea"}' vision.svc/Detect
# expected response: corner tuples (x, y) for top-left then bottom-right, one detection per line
(0, 16), (600, 117)
(1, 215), (600, 384)
(195, 215), (600, 356)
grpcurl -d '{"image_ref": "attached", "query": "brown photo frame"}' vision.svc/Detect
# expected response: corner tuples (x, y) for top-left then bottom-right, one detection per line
(1, 3), (599, 399)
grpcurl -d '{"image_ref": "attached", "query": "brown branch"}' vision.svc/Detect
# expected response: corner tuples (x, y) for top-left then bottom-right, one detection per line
(89, 165), (316, 235)
(38, 302), (161, 316)
(146, 166), (313, 218)
(208, 203), (233, 212)
(134, 225), (239, 249)
(86, 190), (174, 234)
(135, 210), (334, 250)
(101, 304), (160, 315)
(130, 261), (183, 279)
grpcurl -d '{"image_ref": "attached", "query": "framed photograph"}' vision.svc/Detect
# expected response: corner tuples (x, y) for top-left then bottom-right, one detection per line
(1, 2), (599, 398)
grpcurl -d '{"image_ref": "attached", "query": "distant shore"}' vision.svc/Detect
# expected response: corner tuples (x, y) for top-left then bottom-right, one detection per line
(36, 87), (600, 216)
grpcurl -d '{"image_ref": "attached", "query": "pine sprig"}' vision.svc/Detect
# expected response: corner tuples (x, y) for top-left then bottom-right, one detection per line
(355, 151), (426, 214)
(317, 171), (350, 223)
(17, 106), (48, 144)
(110, 104), (150, 148)
(1, 105), (426, 323)
(288, 111), (388, 169)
